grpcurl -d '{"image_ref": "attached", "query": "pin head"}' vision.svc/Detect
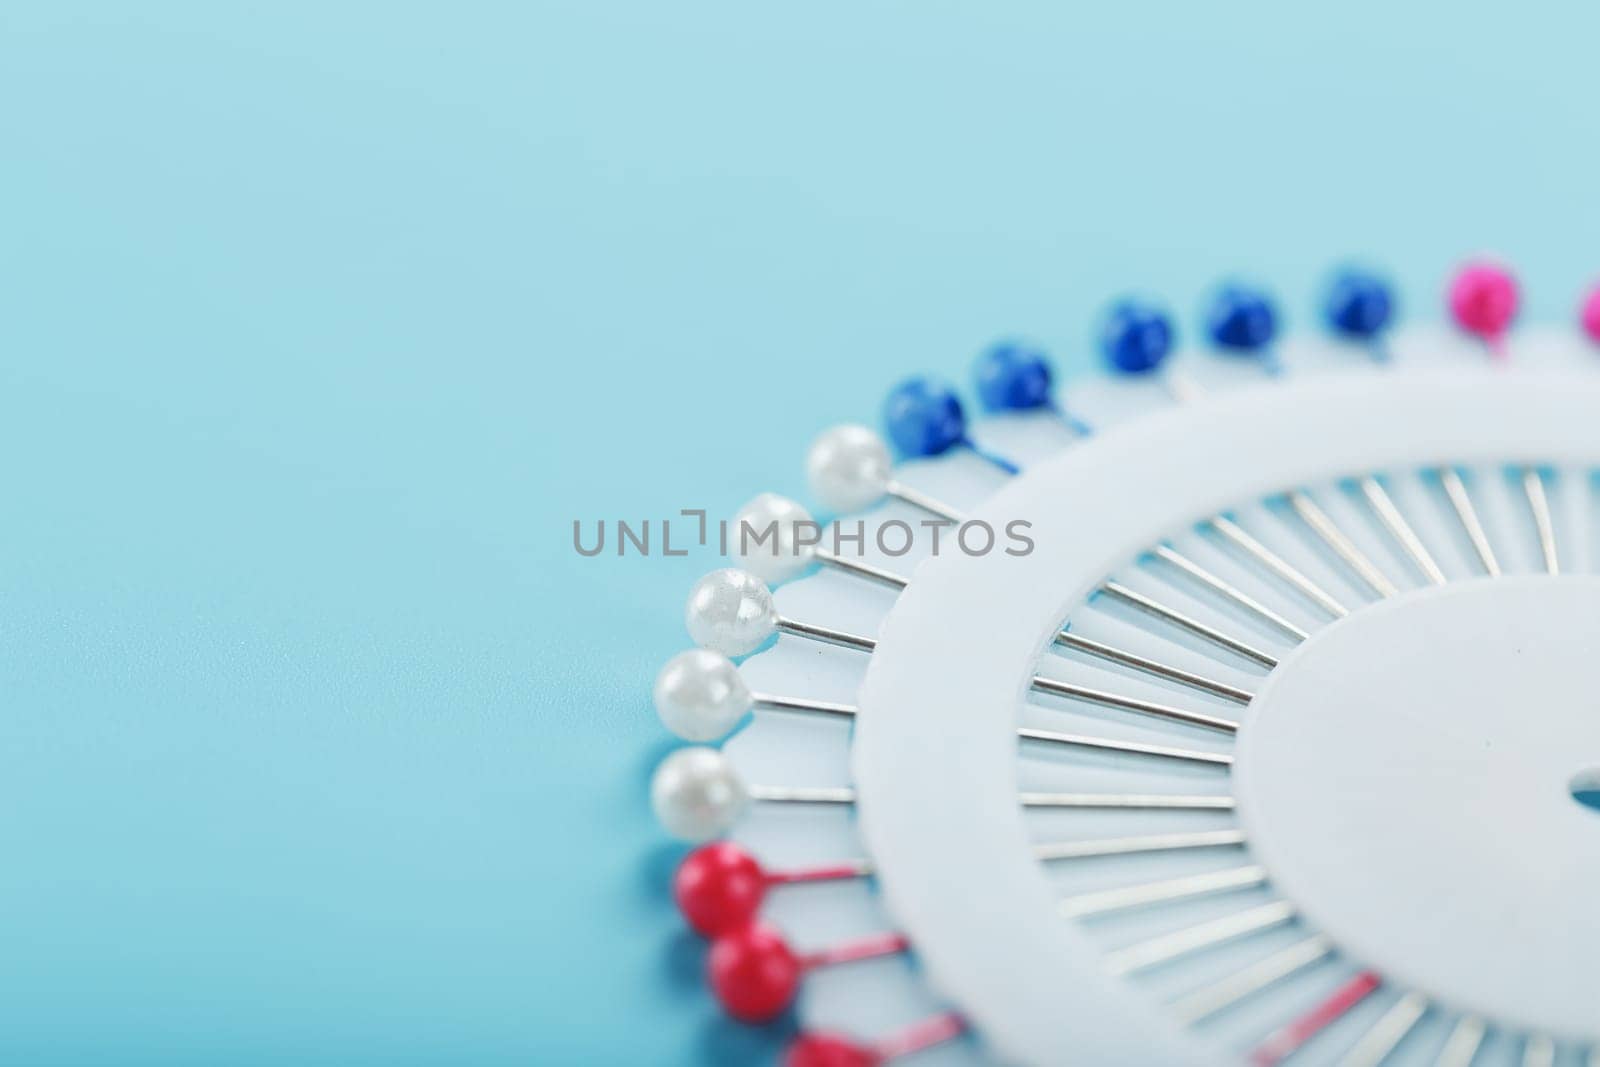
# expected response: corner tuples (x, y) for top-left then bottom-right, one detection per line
(650, 746), (749, 842)
(973, 342), (1053, 412)
(806, 425), (892, 514)
(654, 649), (752, 742)
(785, 1034), (879, 1067)
(708, 922), (802, 1022)
(685, 569), (777, 656)
(1447, 260), (1518, 348)
(882, 377), (967, 459)
(734, 493), (817, 584)
(674, 841), (766, 936)
(1323, 269), (1395, 341)
(1580, 283), (1600, 346)
(1100, 300), (1175, 375)
(1205, 284), (1278, 355)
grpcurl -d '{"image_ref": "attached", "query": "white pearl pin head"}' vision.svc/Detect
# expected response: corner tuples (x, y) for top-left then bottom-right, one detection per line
(650, 746), (749, 841)
(806, 424), (891, 514)
(653, 649), (752, 741)
(734, 492), (818, 584)
(685, 568), (777, 656)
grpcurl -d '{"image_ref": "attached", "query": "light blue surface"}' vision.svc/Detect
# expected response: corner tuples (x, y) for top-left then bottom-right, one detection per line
(2, 2), (1597, 1063)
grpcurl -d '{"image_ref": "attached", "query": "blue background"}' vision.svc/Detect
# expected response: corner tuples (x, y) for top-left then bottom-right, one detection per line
(2, 2), (1597, 1063)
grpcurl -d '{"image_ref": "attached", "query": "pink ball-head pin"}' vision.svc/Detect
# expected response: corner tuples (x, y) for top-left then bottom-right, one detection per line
(1580, 283), (1600, 346)
(1447, 260), (1519, 361)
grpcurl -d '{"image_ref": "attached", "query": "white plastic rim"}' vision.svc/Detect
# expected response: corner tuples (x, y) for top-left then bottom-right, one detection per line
(852, 372), (1600, 1065)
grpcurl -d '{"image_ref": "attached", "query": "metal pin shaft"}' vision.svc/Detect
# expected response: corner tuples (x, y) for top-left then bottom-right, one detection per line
(1433, 1016), (1485, 1067)
(1151, 544), (1309, 641)
(1338, 991), (1428, 1067)
(1360, 476), (1446, 586)
(1169, 936), (1332, 1025)
(884, 480), (965, 523)
(1209, 515), (1349, 618)
(813, 548), (910, 589)
(1102, 900), (1296, 976)
(775, 616), (877, 653)
(1060, 865), (1265, 919)
(1522, 468), (1559, 575)
(1033, 829), (1245, 863)
(1438, 468), (1501, 578)
(1031, 674), (1238, 734)
(1020, 792), (1234, 811)
(751, 693), (857, 717)
(1288, 489), (1400, 599)
(1017, 726), (1233, 766)
(1054, 631), (1254, 704)
(1099, 581), (1278, 668)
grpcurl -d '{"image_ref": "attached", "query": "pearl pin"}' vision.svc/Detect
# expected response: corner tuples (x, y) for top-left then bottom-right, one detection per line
(658, 643), (1248, 742)
(649, 746), (853, 842)
(649, 746), (1228, 844)
(685, 568), (876, 657)
(650, 746), (753, 842)
(806, 424), (963, 522)
(731, 493), (909, 588)
(653, 648), (855, 742)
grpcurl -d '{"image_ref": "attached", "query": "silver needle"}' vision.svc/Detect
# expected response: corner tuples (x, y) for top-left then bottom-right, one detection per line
(1031, 675), (1238, 734)
(812, 547), (910, 589)
(1099, 581), (1279, 668)
(1033, 829), (1246, 862)
(751, 693), (857, 717)
(1437, 468), (1501, 578)
(1338, 991), (1428, 1067)
(1209, 515), (1349, 619)
(745, 694), (1235, 767)
(798, 542), (1259, 705)
(1054, 630), (1254, 705)
(748, 785), (1233, 811)
(1150, 544), (1310, 642)
(1359, 476), (1447, 586)
(1102, 900), (1296, 976)
(1017, 726), (1234, 766)
(1523, 1035), (1555, 1067)
(1522, 468), (1559, 575)
(748, 784), (856, 804)
(1165, 368), (1207, 404)
(1288, 489), (1401, 598)
(774, 615), (877, 653)
(1018, 792), (1234, 811)
(1434, 1015), (1485, 1067)
(1059, 865), (1266, 919)
(1169, 936), (1333, 1025)
(883, 479), (964, 523)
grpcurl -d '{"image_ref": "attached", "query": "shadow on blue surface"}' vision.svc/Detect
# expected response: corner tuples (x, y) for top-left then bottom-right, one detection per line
(698, 1008), (795, 1066)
